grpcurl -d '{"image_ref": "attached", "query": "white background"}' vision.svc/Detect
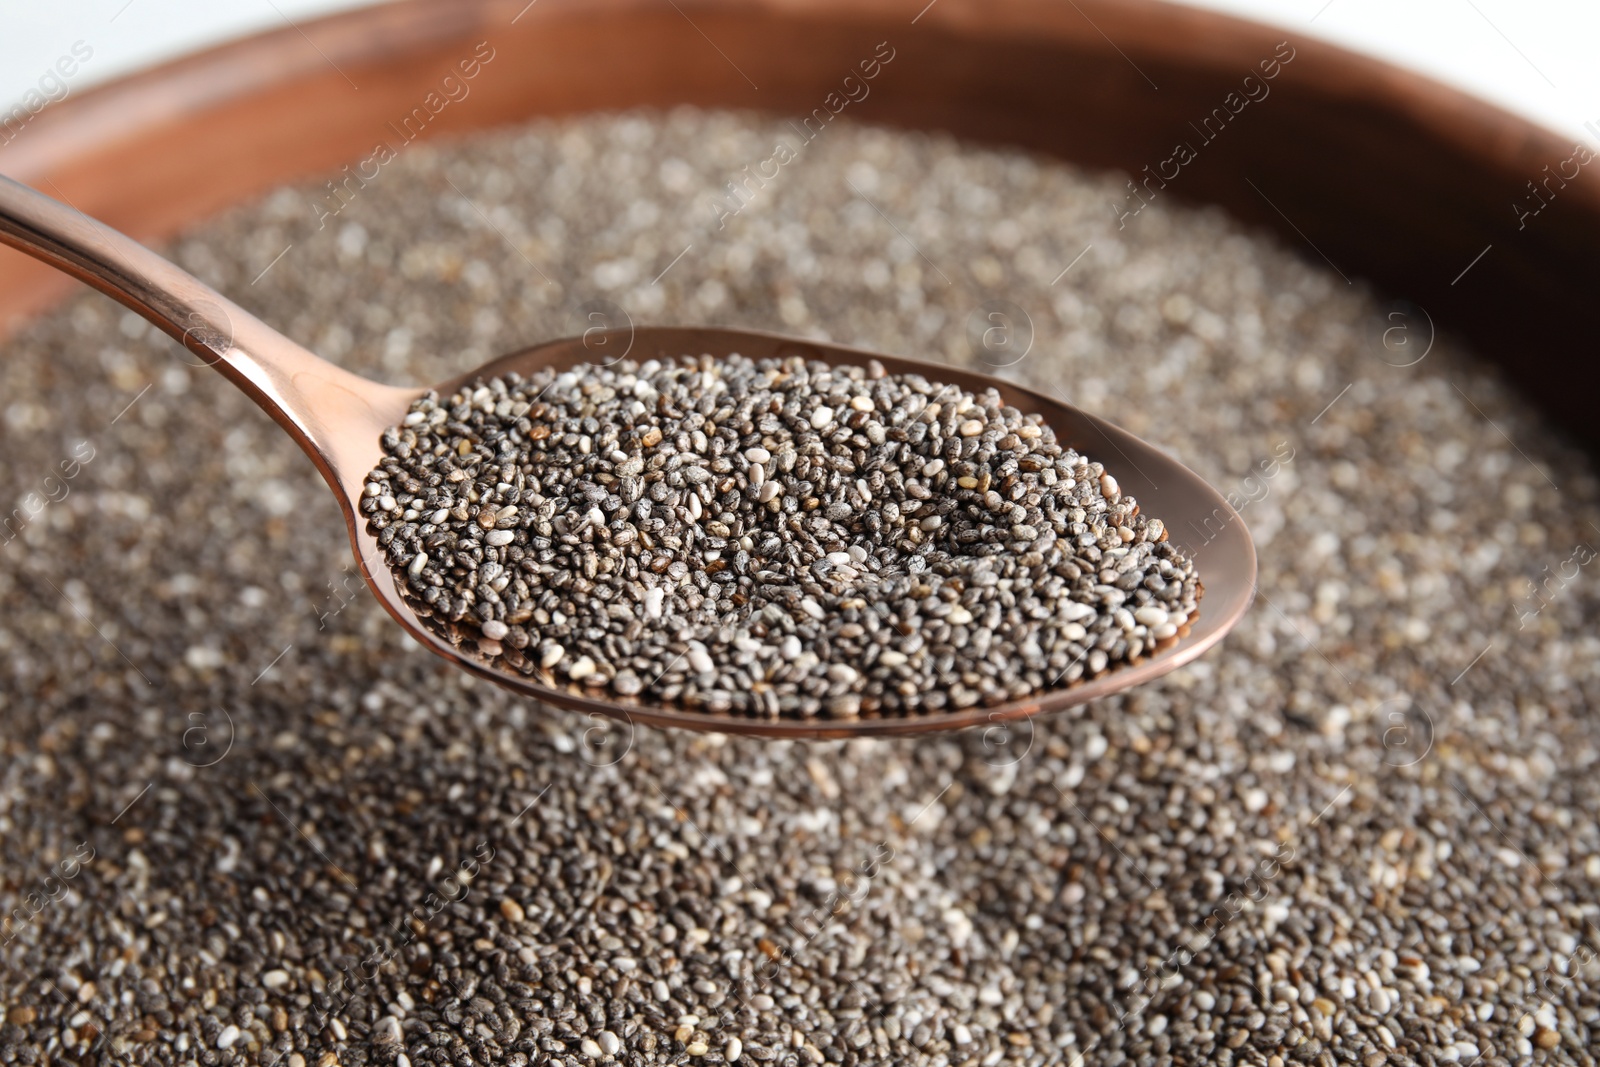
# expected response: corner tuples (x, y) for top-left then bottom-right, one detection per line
(2, 0), (1597, 143)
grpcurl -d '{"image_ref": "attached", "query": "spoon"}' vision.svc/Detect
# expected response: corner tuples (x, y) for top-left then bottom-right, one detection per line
(0, 174), (1255, 739)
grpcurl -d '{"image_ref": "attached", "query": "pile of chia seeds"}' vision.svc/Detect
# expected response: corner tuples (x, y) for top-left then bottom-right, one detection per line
(3, 109), (1598, 1067)
(361, 356), (1199, 718)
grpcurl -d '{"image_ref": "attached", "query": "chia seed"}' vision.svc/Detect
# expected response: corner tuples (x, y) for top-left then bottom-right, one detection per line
(361, 356), (1201, 718)
(2, 108), (1597, 1066)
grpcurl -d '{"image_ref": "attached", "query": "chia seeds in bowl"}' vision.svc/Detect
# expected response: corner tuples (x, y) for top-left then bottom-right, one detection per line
(360, 352), (1201, 719)
(8, 107), (1600, 1065)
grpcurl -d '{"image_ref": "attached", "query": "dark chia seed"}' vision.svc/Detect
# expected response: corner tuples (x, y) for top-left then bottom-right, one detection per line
(361, 355), (1200, 718)
(6, 109), (1599, 1066)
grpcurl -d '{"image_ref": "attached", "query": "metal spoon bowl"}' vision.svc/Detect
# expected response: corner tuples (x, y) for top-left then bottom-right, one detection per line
(0, 175), (1256, 738)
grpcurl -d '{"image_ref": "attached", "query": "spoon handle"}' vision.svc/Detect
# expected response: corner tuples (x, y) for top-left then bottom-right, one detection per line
(0, 173), (410, 491)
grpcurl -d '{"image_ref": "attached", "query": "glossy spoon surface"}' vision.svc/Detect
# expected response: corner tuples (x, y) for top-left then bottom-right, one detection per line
(0, 174), (1256, 738)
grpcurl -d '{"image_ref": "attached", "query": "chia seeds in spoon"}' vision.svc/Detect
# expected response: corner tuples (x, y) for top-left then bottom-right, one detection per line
(361, 353), (1200, 718)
